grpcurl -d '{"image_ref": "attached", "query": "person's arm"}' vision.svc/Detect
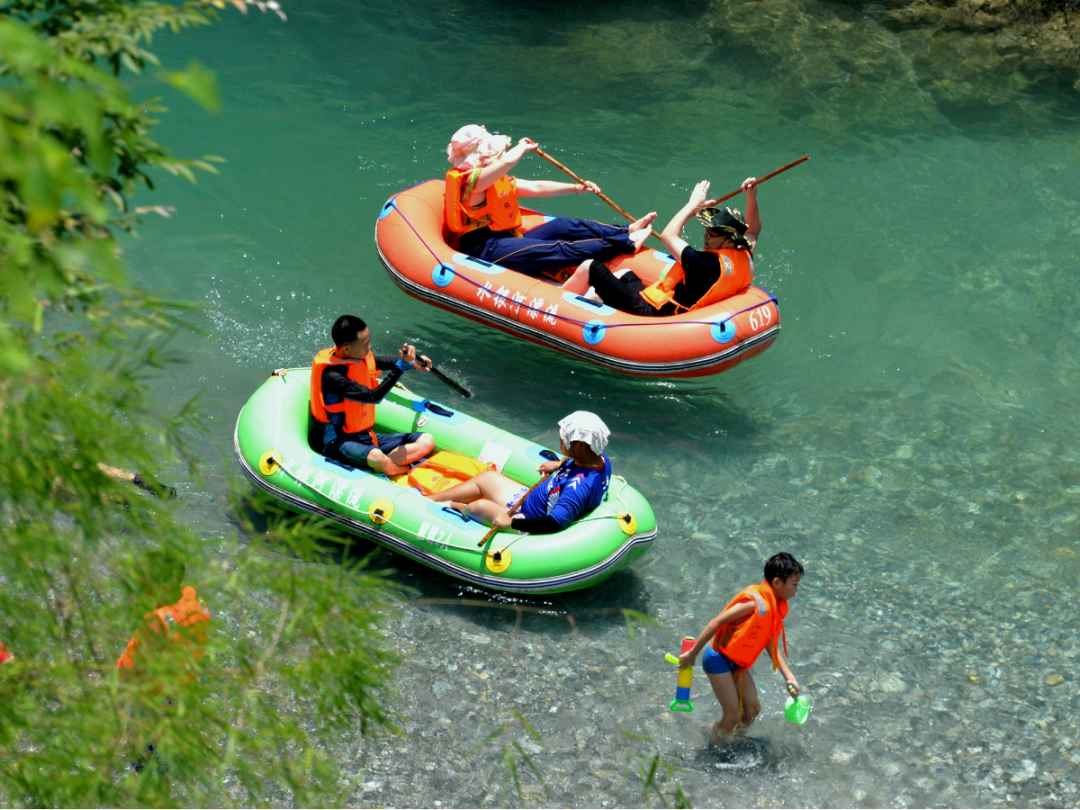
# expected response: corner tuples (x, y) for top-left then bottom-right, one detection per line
(770, 638), (799, 696)
(376, 349), (432, 373)
(472, 138), (539, 194)
(515, 179), (601, 199)
(323, 365), (405, 405)
(677, 602), (755, 668)
(742, 177), (760, 248)
(659, 180), (716, 259)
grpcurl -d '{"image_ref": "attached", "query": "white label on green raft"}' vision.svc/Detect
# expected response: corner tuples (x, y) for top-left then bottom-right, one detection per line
(295, 464), (364, 513)
(419, 520), (453, 548)
(478, 440), (512, 473)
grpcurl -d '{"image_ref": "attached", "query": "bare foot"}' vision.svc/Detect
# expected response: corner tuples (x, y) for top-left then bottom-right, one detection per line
(629, 227), (651, 251)
(628, 211), (657, 233)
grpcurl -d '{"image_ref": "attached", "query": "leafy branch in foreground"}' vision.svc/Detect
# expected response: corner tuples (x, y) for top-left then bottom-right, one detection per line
(471, 708), (548, 808)
(620, 731), (691, 809)
(0, 1), (403, 806)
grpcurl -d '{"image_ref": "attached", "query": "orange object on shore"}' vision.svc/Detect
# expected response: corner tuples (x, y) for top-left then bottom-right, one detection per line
(375, 179), (781, 379)
(116, 586), (210, 671)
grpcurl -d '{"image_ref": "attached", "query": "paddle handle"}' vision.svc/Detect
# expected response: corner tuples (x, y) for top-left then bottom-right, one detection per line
(534, 148), (660, 239)
(97, 463), (176, 499)
(708, 155), (810, 207)
(476, 456), (567, 547)
(430, 365), (473, 398)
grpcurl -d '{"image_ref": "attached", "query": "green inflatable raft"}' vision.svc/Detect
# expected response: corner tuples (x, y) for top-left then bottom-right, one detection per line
(234, 369), (657, 593)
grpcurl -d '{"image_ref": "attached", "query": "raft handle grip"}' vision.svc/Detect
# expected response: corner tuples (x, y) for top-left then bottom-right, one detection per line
(421, 400), (455, 417)
(539, 449), (559, 461)
(442, 506), (477, 522)
(574, 295), (604, 309)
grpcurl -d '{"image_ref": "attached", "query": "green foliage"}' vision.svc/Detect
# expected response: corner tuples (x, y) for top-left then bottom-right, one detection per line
(471, 709), (548, 808)
(0, 0), (402, 806)
(620, 731), (691, 809)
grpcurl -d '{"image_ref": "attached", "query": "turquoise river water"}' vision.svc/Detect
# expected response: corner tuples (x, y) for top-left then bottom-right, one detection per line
(124, 0), (1080, 805)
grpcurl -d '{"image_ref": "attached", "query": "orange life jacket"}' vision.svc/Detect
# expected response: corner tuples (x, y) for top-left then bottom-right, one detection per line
(0, 640), (12, 664)
(116, 586), (210, 670)
(444, 168), (522, 235)
(309, 347), (379, 440)
(401, 451), (495, 496)
(640, 248), (754, 313)
(710, 580), (788, 670)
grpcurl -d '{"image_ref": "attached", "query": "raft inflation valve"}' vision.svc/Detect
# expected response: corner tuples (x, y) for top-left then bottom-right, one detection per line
(258, 451), (283, 476)
(617, 512), (638, 535)
(369, 498), (394, 525)
(485, 549), (511, 573)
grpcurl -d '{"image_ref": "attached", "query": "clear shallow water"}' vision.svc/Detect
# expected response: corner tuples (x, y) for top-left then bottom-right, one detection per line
(125, 0), (1080, 805)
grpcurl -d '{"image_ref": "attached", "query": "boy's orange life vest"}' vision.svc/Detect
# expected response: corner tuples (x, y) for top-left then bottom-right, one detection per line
(710, 580), (788, 670)
(444, 169), (522, 235)
(116, 586), (210, 670)
(640, 248), (754, 313)
(310, 347), (379, 439)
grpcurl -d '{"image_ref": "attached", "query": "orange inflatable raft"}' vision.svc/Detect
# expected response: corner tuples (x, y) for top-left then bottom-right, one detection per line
(375, 180), (781, 378)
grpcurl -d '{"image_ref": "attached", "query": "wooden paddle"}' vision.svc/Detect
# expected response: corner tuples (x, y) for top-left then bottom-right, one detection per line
(429, 365), (473, 398)
(705, 155), (810, 208)
(476, 456), (567, 548)
(97, 463), (177, 499)
(534, 148), (661, 239)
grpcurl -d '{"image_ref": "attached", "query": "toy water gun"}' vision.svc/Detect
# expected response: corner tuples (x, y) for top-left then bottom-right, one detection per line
(664, 637), (696, 712)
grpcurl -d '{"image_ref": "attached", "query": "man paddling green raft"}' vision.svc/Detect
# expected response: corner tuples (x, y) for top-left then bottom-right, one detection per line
(309, 314), (436, 475)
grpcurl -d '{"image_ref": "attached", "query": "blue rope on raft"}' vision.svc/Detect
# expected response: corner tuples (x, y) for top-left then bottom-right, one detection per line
(385, 198), (778, 332)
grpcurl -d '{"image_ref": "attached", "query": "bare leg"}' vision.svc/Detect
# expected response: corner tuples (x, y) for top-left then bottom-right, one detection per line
(428, 470), (523, 505)
(456, 498), (504, 526)
(704, 669), (756, 738)
(367, 434), (435, 476)
(560, 260), (593, 295)
(738, 669), (761, 728)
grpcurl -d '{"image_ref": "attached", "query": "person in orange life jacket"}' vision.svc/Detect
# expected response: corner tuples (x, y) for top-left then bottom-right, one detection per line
(678, 552), (802, 736)
(427, 411), (611, 534)
(445, 125), (656, 276)
(311, 314), (436, 475)
(560, 177), (760, 316)
(116, 551), (210, 674)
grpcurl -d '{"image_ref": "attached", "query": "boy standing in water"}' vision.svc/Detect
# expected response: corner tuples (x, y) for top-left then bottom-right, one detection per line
(679, 552), (803, 736)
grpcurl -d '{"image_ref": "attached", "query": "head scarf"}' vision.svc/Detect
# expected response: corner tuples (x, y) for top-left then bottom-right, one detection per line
(696, 206), (751, 249)
(447, 125), (511, 171)
(558, 411), (610, 455)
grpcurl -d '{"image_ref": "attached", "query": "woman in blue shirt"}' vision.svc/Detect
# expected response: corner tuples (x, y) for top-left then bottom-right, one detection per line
(427, 411), (611, 534)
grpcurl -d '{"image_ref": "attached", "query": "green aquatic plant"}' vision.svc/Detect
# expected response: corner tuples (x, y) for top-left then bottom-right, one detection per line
(0, 1), (402, 806)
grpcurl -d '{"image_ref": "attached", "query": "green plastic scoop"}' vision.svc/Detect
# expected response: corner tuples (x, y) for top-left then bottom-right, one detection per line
(784, 694), (810, 724)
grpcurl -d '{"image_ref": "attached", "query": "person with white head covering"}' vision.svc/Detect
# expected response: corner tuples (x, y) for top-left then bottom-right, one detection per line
(427, 411), (613, 534)
(444, 124), (657, 278)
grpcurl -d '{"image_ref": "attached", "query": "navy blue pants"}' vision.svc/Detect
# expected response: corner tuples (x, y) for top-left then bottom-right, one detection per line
(471, 217), (635, 276)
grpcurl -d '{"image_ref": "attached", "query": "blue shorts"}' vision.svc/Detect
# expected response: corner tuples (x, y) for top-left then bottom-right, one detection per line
(325, 427), (424, 471)
(702, 645), (738, 675)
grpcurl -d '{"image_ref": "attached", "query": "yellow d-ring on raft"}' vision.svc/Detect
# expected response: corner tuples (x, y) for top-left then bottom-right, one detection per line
(617, 512), (638, 535)
(369, 498), (394, 525)
(485, 549), (511, 573)
(258, 451), (283, 476)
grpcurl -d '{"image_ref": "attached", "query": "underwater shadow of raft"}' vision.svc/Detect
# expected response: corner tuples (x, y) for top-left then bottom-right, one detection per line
(230, 486), (657, 632)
